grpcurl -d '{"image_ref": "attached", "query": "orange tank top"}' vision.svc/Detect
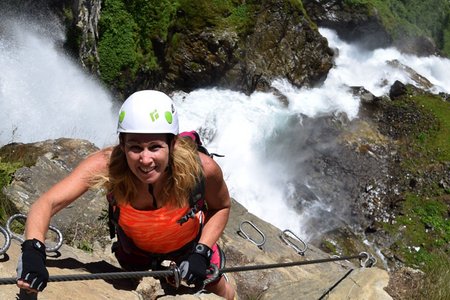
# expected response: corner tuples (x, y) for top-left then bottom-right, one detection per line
(117, 203), (201, 254)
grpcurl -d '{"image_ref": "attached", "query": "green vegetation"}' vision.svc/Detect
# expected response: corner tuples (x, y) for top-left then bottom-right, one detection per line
(0, 144), (43, 223)
(223, 3), (256, 35)
(77, 240), (94, 253)
(98, 0), (178, 89)
(127, 0), (178, 42)
(320, 239), (338, 254)
(0, 161), (21, 223)
(444, 18), (450, 54)
(379, 91), (450, 298)
(418, 250), (450, 300)
(98, 0), (141, 88)
(172, 0), (256, 35)
(393, 194), (449, 265)
(97, 0), (258, 91)
(389, 92), (450, 166)
(344, 0), (450, 56)
(413, 94), (450, 162)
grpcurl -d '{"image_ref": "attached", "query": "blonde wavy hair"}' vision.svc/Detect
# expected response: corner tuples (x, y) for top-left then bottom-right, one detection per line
(100, 134), (203, 208)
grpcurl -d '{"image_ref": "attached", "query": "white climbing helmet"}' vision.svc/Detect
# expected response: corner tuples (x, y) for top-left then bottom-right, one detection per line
(117, 90), (179, 135)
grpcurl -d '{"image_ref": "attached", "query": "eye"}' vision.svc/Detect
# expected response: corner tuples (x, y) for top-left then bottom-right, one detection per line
(148, 144), (163, 151)
(127, 145), (142, 153)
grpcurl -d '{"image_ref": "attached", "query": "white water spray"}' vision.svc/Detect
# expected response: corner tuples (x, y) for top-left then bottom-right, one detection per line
(319, 28), (450, 95)
(0, 16), (117, 147)
(173, 29), (450, 240)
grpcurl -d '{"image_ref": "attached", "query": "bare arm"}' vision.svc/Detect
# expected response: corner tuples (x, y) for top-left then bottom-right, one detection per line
(25, 150), (109, 243)
(197, 153), (231, 248)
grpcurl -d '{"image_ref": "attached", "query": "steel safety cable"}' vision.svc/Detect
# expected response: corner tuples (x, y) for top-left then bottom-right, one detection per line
(219, 253), (370, 274)
(202, 252), (375, 286)
(0, 252), (375, 285)
(0, 269), (175, 285)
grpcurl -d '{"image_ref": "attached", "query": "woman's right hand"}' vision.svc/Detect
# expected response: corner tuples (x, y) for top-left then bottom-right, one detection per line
(16, 239), (48, 292)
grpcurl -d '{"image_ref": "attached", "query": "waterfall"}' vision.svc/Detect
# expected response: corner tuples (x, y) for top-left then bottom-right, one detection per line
(173, 28), (450, 240)
(0, 13), (118, 147)
(1, 13), (449, 241)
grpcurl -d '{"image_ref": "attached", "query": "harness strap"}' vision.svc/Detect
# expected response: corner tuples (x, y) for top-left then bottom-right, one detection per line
(107, 193), (118, 239)
(177, 175), (206, 225)
(179, 130), (224, 158)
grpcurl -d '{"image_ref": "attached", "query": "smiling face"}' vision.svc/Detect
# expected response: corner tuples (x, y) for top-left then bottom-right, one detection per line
(122, 133), (170, 185)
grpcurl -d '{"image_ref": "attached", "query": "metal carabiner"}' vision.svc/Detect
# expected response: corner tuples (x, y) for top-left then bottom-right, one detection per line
(168, 261), (182, 289)
(280, 229), (308, 255)
(0, 226), (11, 255)
(6, 213), (64, 253)
(359, 252), (377, 268)
(203, 263), (220, 288)
(237, 220), (266, 249)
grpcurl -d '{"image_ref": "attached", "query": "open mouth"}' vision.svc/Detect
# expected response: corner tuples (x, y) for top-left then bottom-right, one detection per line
(139, 166), (155, 174)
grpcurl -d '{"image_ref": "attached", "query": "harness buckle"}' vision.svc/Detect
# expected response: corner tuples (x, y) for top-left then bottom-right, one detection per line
(177, 207), (197, 225)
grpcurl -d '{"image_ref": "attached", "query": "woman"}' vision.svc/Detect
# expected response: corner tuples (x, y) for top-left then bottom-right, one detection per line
(16, 90), (235, 300)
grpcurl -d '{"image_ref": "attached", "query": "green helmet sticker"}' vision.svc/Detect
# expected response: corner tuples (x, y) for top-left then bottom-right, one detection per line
(165, 111), (173, 124)
(150, 109), (159, 122)
(119, 111), (126, 123)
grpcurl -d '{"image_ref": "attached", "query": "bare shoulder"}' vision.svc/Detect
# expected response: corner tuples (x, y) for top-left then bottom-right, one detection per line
(198, 151), (230, 209)
(78, 147), (112, 174)
(199, 152), (223, 179)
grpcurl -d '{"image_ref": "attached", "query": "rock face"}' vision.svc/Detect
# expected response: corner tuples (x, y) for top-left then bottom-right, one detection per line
(221, 0), (333, 93)
(302, 0), (440, 56)
(2, 139), (109, 250)
(67, 0), (334, 95)
(0, 139), (391, 299)
(165, 0), (333, 94)
(303, 0), (392, 50)
(75, 0), (102, 74)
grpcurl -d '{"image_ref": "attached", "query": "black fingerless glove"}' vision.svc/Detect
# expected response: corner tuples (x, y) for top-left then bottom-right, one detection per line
(180, 243), (213, 286)
(17, 239), (49, 291)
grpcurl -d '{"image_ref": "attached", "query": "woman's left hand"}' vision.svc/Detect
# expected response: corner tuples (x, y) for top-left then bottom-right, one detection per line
(180, 243), (212, 286)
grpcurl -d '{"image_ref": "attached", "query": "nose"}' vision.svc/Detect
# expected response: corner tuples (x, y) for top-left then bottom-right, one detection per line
(139, 148), (153, 164)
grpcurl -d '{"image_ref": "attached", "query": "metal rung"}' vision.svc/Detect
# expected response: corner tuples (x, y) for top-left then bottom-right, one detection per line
(0, 226), (11, 255)
(237, 220), (266, 248)
(6, 213), (64, 253)
(280, 229), (308, 255)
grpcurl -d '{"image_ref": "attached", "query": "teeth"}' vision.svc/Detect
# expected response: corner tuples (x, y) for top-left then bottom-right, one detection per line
(140, 167), (153, 172)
